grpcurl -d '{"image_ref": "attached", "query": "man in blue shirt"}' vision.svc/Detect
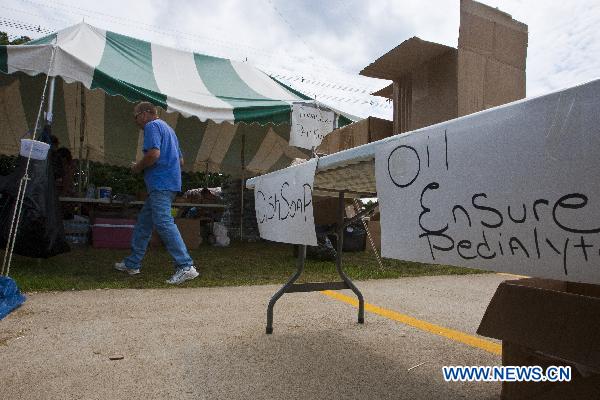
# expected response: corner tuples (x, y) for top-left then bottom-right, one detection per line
(115, 102), (198, 284)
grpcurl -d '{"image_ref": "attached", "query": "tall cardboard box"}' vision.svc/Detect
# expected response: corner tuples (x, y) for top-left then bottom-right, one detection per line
(477, 278), (600, 399)
(361, 0), (527, 134)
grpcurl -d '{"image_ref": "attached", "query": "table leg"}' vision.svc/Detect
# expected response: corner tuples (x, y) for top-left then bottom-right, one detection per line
(266, 245), (306, 334)
(336, 191), (365, 324)
(264, 190), (366, 334)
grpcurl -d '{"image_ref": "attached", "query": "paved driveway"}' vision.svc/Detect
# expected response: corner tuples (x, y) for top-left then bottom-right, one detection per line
(0, 274), (510, 399)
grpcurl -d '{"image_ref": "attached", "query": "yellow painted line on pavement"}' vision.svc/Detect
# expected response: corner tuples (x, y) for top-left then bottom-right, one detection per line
(320, 290), (502, 356)
(496, 272), (529, 279)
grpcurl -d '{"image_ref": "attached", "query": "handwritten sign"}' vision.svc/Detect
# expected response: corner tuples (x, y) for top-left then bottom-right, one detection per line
(375, 80), (600, 284)
(253, 158), (318, 246)
(290, 102), (335, 150)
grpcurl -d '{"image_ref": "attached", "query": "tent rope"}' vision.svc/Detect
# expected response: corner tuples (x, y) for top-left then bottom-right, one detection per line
(352, 198), (384, 270)
(1, 44), (57, 277)
(312, 95), (323, 159)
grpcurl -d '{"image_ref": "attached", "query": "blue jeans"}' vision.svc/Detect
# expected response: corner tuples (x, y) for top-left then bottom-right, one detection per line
(124, 190), (193, 270)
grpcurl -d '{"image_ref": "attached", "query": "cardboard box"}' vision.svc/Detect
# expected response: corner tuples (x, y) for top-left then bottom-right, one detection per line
(311, 197), (337, 225)
(150, 218), (201, 250)
(368, 116), (394, 142)
(175, 218), (201, 249)
(316, 117), (392, 155)
(312, 196), (356, 226)
(500, 342), (600, 399)
(92, 218), (136, 249)
(365, 220), (381, 253)
(477, 278), (600, 398)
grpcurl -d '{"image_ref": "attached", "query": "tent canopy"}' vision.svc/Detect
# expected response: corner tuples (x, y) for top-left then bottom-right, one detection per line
(0, 23), (352, 175)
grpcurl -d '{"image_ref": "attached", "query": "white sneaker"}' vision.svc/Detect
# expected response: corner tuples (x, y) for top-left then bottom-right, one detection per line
(114, 262), (140, 275)
(166, 266), (199, 285)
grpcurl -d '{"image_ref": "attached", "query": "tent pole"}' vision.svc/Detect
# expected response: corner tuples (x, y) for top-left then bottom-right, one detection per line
(240, 134), (245, 241)
(77, 83), (86, 196)
(85, 147), (90, 191)
(204, 161), (209, 188)
(45, 76), (56, 125)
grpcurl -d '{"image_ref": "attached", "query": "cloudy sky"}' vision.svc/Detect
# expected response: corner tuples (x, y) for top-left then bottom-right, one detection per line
(2, 0), (599, 119)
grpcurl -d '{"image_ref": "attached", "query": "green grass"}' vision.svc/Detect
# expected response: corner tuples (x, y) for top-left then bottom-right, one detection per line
(8, 241), (485, 292)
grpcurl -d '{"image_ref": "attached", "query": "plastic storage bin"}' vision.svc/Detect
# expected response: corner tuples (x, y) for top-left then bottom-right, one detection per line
(20, 139), (50, 160)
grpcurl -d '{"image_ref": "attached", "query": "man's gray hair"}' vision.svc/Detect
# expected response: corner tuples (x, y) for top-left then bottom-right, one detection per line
(134, 101), (157, 115)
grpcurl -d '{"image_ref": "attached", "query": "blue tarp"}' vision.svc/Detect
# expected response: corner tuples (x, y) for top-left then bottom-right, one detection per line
(0, 276), (26, 319)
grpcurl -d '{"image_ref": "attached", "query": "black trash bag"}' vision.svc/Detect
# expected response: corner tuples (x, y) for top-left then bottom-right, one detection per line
(342, 223), (366, 252)
(305, 224), (337, 261)
(328, 222), (367, 253)
(0, 155), (70, 258)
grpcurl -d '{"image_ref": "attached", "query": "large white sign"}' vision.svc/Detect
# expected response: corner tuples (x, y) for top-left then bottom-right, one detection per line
(253, 158), (318, 246)
(375, 80), (600, 284)
(290, 102), (335, 150)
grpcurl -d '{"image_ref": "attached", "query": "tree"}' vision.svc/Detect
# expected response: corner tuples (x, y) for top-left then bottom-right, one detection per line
(0, 31), (31, 45)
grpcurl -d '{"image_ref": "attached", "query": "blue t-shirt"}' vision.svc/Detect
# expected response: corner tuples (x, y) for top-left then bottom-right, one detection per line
(142, 119), (182, 192)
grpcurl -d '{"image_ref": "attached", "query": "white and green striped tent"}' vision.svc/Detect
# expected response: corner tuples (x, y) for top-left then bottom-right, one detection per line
(0, 23), (352, 176)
